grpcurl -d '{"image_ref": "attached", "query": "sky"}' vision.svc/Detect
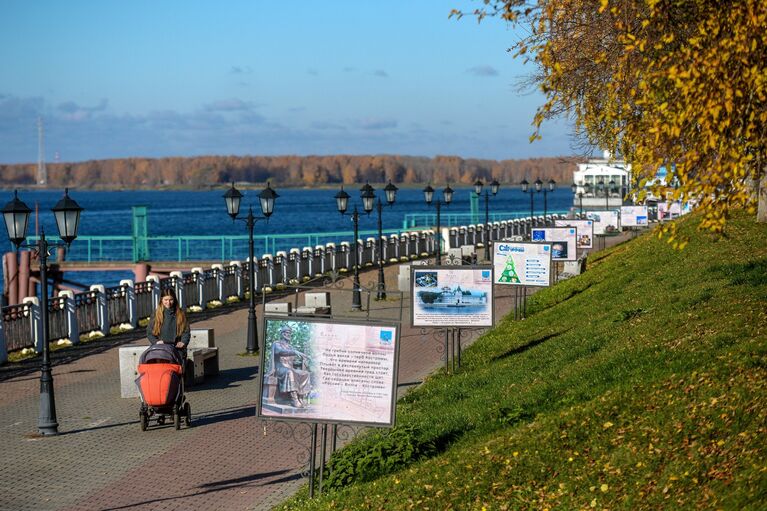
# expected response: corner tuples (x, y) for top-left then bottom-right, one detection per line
(0, 1), (576, 165)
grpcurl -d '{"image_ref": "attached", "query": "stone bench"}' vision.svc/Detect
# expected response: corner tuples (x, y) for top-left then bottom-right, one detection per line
(295, 292), (331, 316)
(186, 328), (218, 385)
(118, 328), (218, 398)
(265, 302), (292, 316)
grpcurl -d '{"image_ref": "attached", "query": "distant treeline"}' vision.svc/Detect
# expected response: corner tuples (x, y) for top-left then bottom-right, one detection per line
(0, 154), (577, 188)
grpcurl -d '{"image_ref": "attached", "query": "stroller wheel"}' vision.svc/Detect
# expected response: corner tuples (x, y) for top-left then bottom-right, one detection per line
(140, 411), (148, 432)
(184, 402), (192, 427)
(174, 404), (181, 430)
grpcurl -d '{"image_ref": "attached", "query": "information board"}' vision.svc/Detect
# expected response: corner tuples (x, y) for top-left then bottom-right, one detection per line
(258, 317), (400, 426)
(411, 266), (494, 328)
(531, 227), (577, 261)
(586, 210), (620, 235)
(620, 205), (649, 227)
(554, 219), (594, 249)
(658, 201), (683, 220)
(492, 241), (552, 287)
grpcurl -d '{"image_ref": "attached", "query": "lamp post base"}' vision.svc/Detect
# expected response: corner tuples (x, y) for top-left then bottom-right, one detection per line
(38, 367), (59, 435)
(246, 311), (258, 354)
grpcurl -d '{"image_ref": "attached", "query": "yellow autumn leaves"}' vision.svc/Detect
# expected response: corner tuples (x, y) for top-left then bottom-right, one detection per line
(461, 0), (767, 237)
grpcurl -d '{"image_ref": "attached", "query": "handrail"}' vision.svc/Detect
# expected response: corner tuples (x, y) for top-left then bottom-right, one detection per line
(402, 209), (571, 229)
(25, 227), (430, 263)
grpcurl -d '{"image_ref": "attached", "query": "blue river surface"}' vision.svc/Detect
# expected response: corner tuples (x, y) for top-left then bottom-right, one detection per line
(0, 187), (575, 292)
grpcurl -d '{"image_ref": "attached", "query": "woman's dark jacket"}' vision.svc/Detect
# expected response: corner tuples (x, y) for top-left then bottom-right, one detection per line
(146, 307), (190, 346)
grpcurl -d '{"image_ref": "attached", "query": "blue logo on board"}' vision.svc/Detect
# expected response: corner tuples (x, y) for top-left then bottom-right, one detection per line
(380, 330), (393, 344)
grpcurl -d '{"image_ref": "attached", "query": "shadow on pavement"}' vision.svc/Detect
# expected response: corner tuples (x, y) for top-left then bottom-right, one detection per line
(58, 418), (140, 436)
(98, 469), (296, 511)
(198, 468), (296, 489)
(191, 405), (255, 427)
(188, 365), (259, 392)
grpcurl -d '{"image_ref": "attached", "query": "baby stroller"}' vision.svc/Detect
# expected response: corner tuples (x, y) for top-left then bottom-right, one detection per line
(135, 344), (191, 431)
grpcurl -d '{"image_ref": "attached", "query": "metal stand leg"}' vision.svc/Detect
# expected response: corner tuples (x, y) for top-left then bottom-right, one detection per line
(319, 423), (328, 494)
(444, 328), (450, 373)
(309, 423), (317, 498)
(457, 329), (462, 369)
(523, 286), (527, 319)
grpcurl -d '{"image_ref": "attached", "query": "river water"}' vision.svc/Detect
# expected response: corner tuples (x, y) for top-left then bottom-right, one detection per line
(0, 187), (575, 291)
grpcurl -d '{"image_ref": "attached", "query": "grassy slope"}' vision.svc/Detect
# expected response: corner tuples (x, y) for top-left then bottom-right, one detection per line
(281, 211), (767, 510)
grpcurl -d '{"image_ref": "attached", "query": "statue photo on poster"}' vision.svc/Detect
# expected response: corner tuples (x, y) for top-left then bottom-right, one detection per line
(258, 316), (400, 427)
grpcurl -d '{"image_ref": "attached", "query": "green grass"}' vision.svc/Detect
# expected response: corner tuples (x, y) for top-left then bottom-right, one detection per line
(278, 211), (767, 510)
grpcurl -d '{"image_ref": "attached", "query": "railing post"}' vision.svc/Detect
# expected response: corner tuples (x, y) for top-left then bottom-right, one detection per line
(363, 238), (374, 266)
(211, 264), (225, 302)
(191, 268), (205, 308)
(263, 254), (275, 288)
(402, 232), (411, 260)
(169, 271), (184, 309)
(276, 251), (288, 284)
(325, 242), (336, 272)
(290, 248), (301, 284)
(146, 275), (161, 309)
(340, 242), (350, 271)
(22, 297), (43, 353)
(229, 261), (244, 299)
(315, 245), (325, 275)
(302, 247), (313, 280)
(58, 290), (81, 345)
(90, 285), (109, 336)
(119, 280), (137, 329)
(389, 234), (400, 262)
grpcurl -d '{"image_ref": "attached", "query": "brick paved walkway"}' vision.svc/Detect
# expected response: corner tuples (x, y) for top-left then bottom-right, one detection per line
(0, 232), (633, 511)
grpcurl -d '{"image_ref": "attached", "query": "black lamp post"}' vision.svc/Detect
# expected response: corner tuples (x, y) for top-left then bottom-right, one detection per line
(520, 179), (540, 235)
(335, 184), (375, 310)
(423, 183), (453, 264)
(597, 178), (617, 210)
(541, 179), (556, 224)
(570, 182), (580, 216)
(223, 182), (278, 354)
(2, 189), (83, 436)
(374, 181), (398, 300)
(571, 182), (591, 217)
(474, 179), (500, 262)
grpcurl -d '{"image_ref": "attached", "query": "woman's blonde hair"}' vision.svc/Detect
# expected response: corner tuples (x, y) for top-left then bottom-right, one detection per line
(152, 287), (187, 338)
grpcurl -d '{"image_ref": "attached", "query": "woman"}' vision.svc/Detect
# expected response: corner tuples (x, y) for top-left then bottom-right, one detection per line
(147, 288), (190, 350)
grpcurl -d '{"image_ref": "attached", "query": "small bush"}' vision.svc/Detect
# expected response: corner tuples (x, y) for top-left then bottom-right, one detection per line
(323, 424), (436, 490)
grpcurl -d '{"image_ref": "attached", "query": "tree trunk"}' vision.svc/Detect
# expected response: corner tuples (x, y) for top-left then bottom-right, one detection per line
(758, 172), (767, 223)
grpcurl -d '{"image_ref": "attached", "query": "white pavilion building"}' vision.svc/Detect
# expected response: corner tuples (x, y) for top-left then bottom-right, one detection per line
(572, 151), (632, 212)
